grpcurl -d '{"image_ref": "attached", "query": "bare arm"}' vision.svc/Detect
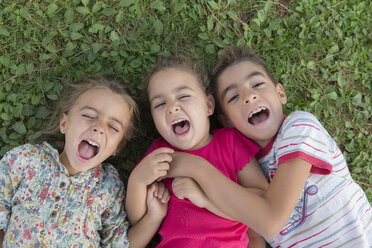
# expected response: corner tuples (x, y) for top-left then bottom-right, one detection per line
(127, 183), (169, 247)
(172, 177), (235, 220)
(168, 152), (311, 238)
(125, 148), (173, 225)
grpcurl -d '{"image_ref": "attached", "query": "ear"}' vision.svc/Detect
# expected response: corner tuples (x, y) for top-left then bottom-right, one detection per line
(217, 114), (233, 128)
(59, 113), (68, 134)
(276, 83), (287, 104)
(206, 95), (215, 116)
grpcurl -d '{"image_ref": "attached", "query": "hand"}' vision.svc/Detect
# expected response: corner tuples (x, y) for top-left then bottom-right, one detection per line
(133, 148), (174, 186)
(172, 177), (208, 209)
(146, 182), (170, 221)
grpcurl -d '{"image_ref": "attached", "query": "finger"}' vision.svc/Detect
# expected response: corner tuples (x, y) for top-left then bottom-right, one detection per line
(157, 162), (170, 171)
(155, 153), (173, 164)
(157, 182), (166, 199)
(161, 188), (171, 203)
(146, 183), (156, 201)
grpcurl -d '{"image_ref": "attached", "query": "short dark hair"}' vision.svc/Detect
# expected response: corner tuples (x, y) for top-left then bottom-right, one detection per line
(209, 46), (278, 97)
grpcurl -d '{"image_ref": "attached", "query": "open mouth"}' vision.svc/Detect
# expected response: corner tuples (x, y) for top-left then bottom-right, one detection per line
(248, 107), (269, 125)
(172, 119), (190, 135)
(78, 139), (100, 160)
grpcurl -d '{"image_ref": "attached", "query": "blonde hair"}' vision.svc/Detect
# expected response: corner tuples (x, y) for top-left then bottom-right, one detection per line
(42, 75), (139, 152)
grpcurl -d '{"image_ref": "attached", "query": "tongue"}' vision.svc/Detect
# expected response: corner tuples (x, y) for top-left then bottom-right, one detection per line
(78, 141), (96, 159)
(250, 111), (268, 125)
(174, 122), (190, 135)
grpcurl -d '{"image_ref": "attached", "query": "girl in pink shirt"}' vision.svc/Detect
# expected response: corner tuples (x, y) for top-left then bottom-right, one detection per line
(125, 57), (268, 247)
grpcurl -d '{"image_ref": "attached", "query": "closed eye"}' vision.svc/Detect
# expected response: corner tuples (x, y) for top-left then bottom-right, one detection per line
(227, 94), (239, 103)
(154, 102), (165, 109)
(82, 114), (94, 119)
(253, 82), (264, 88)
(109, 125), (119, 132)
(178, 95), (190, 100)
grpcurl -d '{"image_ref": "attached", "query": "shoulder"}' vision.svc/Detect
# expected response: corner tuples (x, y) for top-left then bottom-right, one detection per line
(214, 127), (260, 153)
(284, 111), (321, 126)
(281, 111), (324, 133)
(96, 163), (124, 192)
(1, 143), (46, 163)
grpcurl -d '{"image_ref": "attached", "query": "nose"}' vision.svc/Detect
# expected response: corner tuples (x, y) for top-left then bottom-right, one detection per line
(93, 123), (104, 134)
(167, 101), (180, 114)
(243, 89), (258, 104)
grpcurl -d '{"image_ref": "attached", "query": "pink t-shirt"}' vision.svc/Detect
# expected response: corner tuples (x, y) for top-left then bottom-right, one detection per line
(141, 128), (259, 248)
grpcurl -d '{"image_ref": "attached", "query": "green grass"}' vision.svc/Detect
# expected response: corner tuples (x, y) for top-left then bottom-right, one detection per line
(0, 0), (371, 202)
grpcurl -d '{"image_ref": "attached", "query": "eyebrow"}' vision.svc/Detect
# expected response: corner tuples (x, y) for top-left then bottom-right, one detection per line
(81, 106), (124, 129)
(150, 86), (193, 104)
(220, 71), (265, 99)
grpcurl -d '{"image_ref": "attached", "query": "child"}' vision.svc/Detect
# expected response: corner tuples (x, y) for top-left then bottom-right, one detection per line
(0, 75), (170, 248)
(125, 57), (269, 247)
(166, 46), (372, 247)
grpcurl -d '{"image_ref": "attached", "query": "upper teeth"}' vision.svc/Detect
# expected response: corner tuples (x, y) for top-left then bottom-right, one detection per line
(172, 119), (186, 125)
(249, 107), (266, 118)
(87, 139), (99, 147)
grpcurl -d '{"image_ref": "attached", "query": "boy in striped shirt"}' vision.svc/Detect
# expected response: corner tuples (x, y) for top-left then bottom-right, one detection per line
(167, 46), (372, 247)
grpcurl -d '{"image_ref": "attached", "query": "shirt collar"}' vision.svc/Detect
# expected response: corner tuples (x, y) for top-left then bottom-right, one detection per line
(256, 114), (286, 159)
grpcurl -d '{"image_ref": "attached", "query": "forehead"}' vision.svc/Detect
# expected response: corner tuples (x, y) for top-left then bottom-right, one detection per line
(217, 61), (269, 88)
(148, 68), (202, 95)
(75, 89), (130, 115)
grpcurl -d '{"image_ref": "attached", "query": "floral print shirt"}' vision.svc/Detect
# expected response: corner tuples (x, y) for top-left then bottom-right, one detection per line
(0, 142), (129, 248)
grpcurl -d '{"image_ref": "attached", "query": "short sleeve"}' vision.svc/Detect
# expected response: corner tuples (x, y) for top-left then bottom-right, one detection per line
(0, 144), (34, 229)
(99, 177), (129, 247)
(277, 112), (333, 175)
(227, 128), (260, 173)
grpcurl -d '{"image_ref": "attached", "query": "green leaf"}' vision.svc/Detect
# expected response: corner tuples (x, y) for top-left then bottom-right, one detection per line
(35, 106), (50, 119)
(116, 11), (124, 23)
(150, 44), (160, 54)
(207, 15), (214, 31)
(0, 113), (10, 121)
(47, 94), (58, 100)
(306, 61), (316, 70)
(92, 2), (103, 13)
(20, 8), (31, 20)
(76, 6), (90, 15)
(198, 33), (208, 40)
(70, 23), (84, 32)
(151, 1), (166, 13)
(70, 32), (83, 40)
(153, 20), (164, 35)
(0, 27), (10, 37)
(257, 9), (266, 24)
(109, 31), (120, 42)
(0, 128), (6, 142)
(92, 43), (103, 53)
(82, 0), (89, 6)
(352, 93), (362, 107)
(337, 72), (346, 88)
(47, 3), (58, 16)
(13, 122), (27, 135)
(208, 1), (219, 11)
(326, 91), (338, 100)
(64, 8), (75, 22)
(120, 0), (135, 7)
(103, 8), (115, 16)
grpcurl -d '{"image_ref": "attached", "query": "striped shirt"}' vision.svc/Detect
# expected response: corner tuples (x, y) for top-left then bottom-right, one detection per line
(257, 111), (372, 248)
